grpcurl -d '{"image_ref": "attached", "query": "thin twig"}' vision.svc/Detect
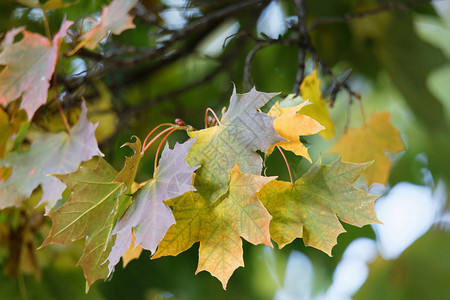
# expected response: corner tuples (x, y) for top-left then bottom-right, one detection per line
(42, 10), (51, 40)
(243, 44), (265, 90)
(359, 97), (366, 125)
(99, 47), (238, 150)
(308, 44), (361, 100)
(53, 71), (71, 133)
(344, 94), (352, 133)
(277, 146), (293, 184)
(292, 0), (308, 93)
(77, 0), (268, 67)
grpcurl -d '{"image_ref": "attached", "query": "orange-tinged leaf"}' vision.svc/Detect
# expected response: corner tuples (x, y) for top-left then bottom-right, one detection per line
(72, 0), (138, 53)
(0, 20), (72, 119)
(258, 158), (380, 256)
(267, 101), (324, 162)
(299, 70), (335, 140)
(0, 26), (25, 48)
(122, 230), (142, 268)
(329, 112), (405, 186)
(152, 164), (275, 289)
(0, 101), (102, 211)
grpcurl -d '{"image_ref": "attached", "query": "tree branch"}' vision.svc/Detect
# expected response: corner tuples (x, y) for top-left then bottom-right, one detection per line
(292, 0), (308, 93)
(307, 0), (433, 31)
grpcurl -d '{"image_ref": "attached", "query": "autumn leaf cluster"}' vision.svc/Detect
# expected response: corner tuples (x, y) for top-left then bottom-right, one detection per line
(0, 0), (406, 291)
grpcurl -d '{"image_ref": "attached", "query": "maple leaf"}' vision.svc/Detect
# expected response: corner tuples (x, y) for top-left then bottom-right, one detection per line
(0, 20), (72, 119)
(329, 112), (405, 185)
(0, 26), (25, 48)
(41, 137), (142, 289)
(186, 87), (285, 204)
(257, 158), (380, 255)
(299, 70), (335, 140)
(122, 230), (143, 268)
(106, 138), (199, 274)
(72, 0), (138, 53)
(152, 164), (275, 289)
(267, 101), (324, 162)
(0, 101), (102, 211)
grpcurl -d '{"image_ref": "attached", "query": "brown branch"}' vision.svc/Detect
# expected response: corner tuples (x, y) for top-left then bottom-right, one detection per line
(95, 0), (268, 67)
(308, 42), (360, 100)
(308, 0), (433, 31)
(243, 44), (265, 90)
(99, 46), (239, 149)
(292, 0), (308, 93)
(65, 0), (269, 94)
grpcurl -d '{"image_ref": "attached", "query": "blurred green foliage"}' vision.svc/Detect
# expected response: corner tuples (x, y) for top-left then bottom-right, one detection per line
(0, 0), (449, 299)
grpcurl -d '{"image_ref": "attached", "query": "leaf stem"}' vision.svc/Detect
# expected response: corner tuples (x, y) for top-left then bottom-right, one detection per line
(154, 127), (178, 172)
(204, 107), (221, 128)
(42, 10), (52, 40)
(277, 146), (293, 184)
(43, 11), (71, 133)
(358, 96), (366, 125)
(142, 126), (175, 154)
(53, 76), (71, 133)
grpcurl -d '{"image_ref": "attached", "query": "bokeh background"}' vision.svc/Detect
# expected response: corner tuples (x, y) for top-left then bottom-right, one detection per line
(0, 0), (449, 299)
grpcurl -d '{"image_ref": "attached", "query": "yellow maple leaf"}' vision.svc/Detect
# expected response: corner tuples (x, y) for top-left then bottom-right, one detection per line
(267, 101), (324, 162)
(122, 230), (143, 267)
(152, 164), (275, 289)
(329, 112), (405, 186)
(300, 70), (335, 140)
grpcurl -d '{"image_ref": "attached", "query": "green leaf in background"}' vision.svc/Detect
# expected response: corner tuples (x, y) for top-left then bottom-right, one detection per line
(258, 158), (380, 255)
(355, 230), (450, 300)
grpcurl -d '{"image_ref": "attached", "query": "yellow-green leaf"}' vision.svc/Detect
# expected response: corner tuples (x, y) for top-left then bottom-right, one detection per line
(329, 112), (405, 186)
(267, 101), (324, 162)
(299, 70), (335, 140)
(152, 164), (275, 289)
(258, 158), (380, 256)
(41, 138), (142, 289)
(186, 87), (284, 204)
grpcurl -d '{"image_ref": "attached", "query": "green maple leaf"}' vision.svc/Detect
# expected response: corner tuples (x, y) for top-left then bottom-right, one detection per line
(186, 87), (285, 204)
(153, 164), (275, 289)
(0, 102), (102, 211)
(40, 137), (142, 289)
(257, 158), (380, 255)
